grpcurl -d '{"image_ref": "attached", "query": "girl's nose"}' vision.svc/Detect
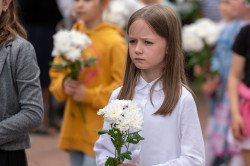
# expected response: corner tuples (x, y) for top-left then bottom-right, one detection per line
(135, 43), (143, 54)
(77, 1), (84, 7)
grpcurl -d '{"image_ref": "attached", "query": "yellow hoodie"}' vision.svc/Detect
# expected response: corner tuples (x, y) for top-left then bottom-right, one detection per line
(49, 22), (127, 156)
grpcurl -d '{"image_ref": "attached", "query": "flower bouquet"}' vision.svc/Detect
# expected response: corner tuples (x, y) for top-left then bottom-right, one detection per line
(97, 99), (144, 166)
(182, 18), (221, 93)
(50, 29), (97, 122)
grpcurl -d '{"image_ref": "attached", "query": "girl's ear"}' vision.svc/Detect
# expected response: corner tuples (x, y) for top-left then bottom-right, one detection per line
(3, 0), (12, 12)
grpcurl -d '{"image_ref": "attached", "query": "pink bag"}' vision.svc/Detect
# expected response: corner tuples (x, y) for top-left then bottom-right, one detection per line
(238, 82), (250, 137)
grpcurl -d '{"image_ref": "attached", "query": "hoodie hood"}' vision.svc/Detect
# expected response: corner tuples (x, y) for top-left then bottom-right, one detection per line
(73, 22), (124, 37)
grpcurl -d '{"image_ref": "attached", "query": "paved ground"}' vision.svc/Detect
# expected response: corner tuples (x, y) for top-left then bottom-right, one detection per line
(26, 94), (210, 166)
(26, 132), (68, 166)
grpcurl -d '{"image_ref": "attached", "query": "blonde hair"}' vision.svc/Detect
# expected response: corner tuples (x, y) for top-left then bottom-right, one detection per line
(117, 4), (194, 116)
(0, 0), (27, 48)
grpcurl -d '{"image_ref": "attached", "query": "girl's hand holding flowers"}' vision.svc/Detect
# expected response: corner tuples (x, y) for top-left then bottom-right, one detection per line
(63, 78), (81, 96)
(72, 83), (86, 102)
(63, 78), (86, 102)
(51, 29), (95, 123)
(201, 75), (220, 96)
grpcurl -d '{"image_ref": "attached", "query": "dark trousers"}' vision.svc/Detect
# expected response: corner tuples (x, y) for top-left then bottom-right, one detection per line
(0, 149), (27, 166)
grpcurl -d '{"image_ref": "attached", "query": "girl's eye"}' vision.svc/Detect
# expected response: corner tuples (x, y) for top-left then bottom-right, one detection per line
(145, 41), (153, 45)
(129, 40), (136, 44)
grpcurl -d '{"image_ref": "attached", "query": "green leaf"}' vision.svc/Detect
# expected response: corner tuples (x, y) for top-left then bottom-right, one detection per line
(84, 58), (98, 67)
(117, 151), (132, 162)
(105, 157), (117, 166)
(63, 73), (72, 81)
(109, 128), (121, 137)
(96, 129), (109, 135)
(188, 56), (199, 67)
(49, 62), (67, 70)
(126, 132), (144, 144)
(111, 138), (117, 148)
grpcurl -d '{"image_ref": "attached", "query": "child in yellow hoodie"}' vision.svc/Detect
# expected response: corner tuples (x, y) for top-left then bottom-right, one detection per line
(49, 0), (127, 165)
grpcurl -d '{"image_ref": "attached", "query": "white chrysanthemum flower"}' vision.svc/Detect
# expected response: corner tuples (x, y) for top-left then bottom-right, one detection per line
(116, 119), (130, 133)
(70, 30), (92, 49)
(125, 110), (143, 131)
(204, 27), (220, 46)
(104, 105), (124, 124)
(52, 48), (60, 57)
(53, 30), (70, 43)
(98, 99), (143, 133)
(97, 108), (105, 115)
(53, 40), (72, 57)
(182, 18), (221, 52)
(51, 29), (91, 62)
(182, 27), (204, 51)
(66, 48), (82, 62)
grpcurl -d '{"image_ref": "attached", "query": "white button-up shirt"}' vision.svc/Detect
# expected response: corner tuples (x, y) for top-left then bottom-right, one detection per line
(94, 76), (205, 166)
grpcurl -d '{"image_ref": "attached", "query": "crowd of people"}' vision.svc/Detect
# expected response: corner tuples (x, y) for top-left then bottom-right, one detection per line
(0, 0), (250, 166)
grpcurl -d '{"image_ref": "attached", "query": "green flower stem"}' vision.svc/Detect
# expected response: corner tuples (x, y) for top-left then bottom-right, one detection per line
(76, 102), (86, 123)
(68, 61), (85, 123)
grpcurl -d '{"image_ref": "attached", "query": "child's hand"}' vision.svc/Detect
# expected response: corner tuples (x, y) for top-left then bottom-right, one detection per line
(201, 76), (219, 96)
(231, 113), (246, 141)
(72, 84), (86, 102)
(193, 65), (203, 76)
(118, 163), (137, 166)
(63, 78), (81, 96)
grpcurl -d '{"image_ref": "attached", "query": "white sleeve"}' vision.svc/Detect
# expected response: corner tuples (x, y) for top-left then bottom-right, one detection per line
(94, 88), (121, 166)
(154, 92), (205, 166)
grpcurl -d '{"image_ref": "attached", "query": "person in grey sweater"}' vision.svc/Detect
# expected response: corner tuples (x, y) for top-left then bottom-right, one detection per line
(0, 0), (44, 165)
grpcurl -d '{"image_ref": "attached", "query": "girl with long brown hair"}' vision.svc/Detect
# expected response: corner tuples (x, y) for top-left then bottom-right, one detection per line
(94, 4), (205, 166)
(0, 0), (43, 165)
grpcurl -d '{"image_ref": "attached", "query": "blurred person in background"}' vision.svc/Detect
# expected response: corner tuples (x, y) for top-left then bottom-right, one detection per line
(19, 0), (62, 134)
(202, 0), (250, 165)
(201, 0), (242, 165)
(228, 23), (250, 166)
(0, 0), (43, 165)
(49, 0), (127, 165)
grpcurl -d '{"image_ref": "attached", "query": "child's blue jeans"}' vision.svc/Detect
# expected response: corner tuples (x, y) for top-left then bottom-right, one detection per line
(69, 150), (96, 166)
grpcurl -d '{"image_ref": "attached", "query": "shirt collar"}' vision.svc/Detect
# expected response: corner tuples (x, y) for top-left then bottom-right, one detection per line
(135, 75), (163, 91)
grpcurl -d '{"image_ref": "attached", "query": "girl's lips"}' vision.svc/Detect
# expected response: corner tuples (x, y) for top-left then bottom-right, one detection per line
(76, 12), (85, 16)
(135, 58), (144, 60)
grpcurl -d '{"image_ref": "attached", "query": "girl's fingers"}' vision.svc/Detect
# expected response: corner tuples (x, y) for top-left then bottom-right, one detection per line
(233, 121), (245, 141)
(233, 128), (243, 141)
(240, 122), (247, 136)
(64, 79), (81, 90)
